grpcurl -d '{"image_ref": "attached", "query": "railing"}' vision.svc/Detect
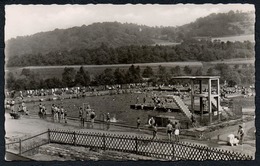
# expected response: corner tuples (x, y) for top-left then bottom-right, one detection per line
(171, 95), (192, 120)
(48, 129), (253, 161)
(6, 131), (49, 156)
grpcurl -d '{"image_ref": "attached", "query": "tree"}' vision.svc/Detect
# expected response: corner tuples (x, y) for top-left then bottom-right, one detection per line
(20, 68), (31, 77)
(84, 71), (91, 86)
(207, 68), (214, 76)
(233, 64), (239, 70)
(13, 78), (27, 90)
(184, 66), (192, 75)
(195, 68), (203, 76)
(62, 67), (76, 87)
(96, 68), (115, 85)
(6, 72), (16, 90)
(75, 66), (90, 86)
(126, 65), (142, 83)
(206, 67), (219, 76)
(157, 65), (170, 85)
(170, 66), (181, 76)
(142, 66), (154, 78)
(114, 68), (126, 84)
(45, 77), (62, 89)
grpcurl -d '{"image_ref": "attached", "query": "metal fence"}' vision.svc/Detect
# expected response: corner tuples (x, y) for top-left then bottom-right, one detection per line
(48, 129), (253, 161)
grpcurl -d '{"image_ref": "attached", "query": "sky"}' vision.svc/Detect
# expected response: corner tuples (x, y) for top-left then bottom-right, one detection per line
(5, 4), (254, 40)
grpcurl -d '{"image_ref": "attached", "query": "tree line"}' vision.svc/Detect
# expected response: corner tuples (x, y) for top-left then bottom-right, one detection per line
(7, 40), (254, 67)
(6, 63), (254, 91)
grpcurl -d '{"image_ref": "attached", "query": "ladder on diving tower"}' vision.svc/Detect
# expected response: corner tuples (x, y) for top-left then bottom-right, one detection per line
(210, 97), (233, 117)
(166, 95), (192, 121)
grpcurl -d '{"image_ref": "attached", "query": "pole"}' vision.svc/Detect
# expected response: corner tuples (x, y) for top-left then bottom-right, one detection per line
(191, 79), (194, 114)
(19, 139), (22, 155)
(217, 79), (221, 121)
(103, 133), (106, 150)
(172, 141), (175, 161)
(208, 79), (212, 124)
(99, 114), (101, 129)
(73, 131), (76, 146)
(48, 129), (50, 144)
(199, 80), (203, 123)
(206, 147), (209, 160)
(135, 136), (138, 154)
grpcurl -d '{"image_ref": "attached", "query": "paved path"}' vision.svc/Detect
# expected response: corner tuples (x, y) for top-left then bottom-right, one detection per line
(5, 113), (255, 157)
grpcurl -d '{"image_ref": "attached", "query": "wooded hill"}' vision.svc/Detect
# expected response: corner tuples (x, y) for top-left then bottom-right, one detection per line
(6, 40), (254, 67)
(6, 10), (254, 60)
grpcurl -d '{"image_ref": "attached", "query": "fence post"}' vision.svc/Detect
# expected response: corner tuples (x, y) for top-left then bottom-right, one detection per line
(103, 133), (106, 150)
(73, 131), (76, 146)
(172, 141), (175, 161)
(48, 129), (50, 143)
(19, 139), (22, 155)
(206, 147), (209, 160)
(135, 136), (138, 154)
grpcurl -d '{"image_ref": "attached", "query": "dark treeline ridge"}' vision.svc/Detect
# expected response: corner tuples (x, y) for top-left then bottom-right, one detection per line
(6, 63), (254, 91)
(179, 10), (254, 38)
(7, 40), (254, 67)
(6, 11), (254, 58)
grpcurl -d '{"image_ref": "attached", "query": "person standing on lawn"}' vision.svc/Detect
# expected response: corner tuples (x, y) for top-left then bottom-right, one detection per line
(90, 109), (96, 129)
(42, 105), (47, 119)
(166, 121), (173, 141)
(237, 125), (245, 145)
(85, 105), (92, 128)
(60, 106), (65, 123)
(174, 122), (180, 142)
(137, 117), (141, 131)
(38, 103), (43, 119)
(106, 113), (110, 130)
(152, 124), (158, 140)
(64, 108), (68, 124)
(54, 105), (59, 122)
(51, 104), (55, 122)
(79, 107), (83, 127)
(57, 106), (61, 123)
(82, 107), (87, 128)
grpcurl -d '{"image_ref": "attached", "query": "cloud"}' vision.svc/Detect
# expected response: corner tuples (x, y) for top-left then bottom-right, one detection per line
(5, 4), (254, 40)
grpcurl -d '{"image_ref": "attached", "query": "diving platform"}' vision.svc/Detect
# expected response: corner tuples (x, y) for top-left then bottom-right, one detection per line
(171, 76), (221, 124)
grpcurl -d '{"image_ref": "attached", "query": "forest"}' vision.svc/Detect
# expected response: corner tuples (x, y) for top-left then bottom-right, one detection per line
(6, 40), (254, 67)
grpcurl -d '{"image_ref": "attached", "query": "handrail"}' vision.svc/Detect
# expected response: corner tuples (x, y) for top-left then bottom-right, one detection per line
(21, 131), (48, 142)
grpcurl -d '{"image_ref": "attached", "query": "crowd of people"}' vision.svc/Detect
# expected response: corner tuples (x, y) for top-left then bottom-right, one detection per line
(37, 102), (68, 124)
(8, 100), (29, 116)
(137, 116), (181, 142)
(5, 82), (249, 146)
(5, 83), (149, 100)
